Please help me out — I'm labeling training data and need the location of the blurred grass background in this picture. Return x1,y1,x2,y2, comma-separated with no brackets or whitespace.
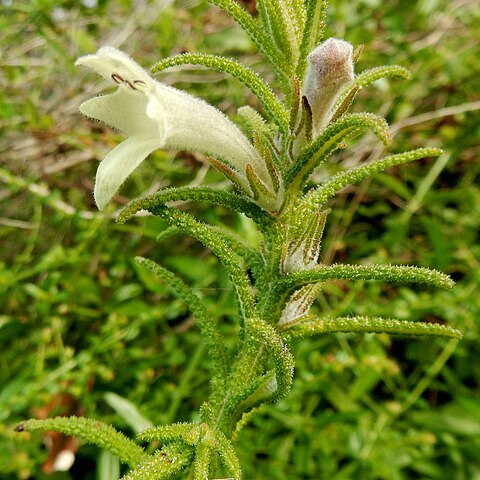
1,0,479,479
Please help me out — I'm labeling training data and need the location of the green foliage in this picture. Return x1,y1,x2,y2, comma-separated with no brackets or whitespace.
279,263,455,292
296,0,327,78
135,257,228,385
16,417,147,467
121,443,193,480
281,316,461,339
304,147,444,208
116,186,272,228
208,0,291,86
2,0,479,479
138,423,241,479
285,112,391,189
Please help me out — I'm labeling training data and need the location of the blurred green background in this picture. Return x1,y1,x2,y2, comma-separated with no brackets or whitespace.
1,0,479,478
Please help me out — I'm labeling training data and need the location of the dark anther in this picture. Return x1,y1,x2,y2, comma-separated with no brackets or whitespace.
111,73,124,84
133,80,147,87
124,79,136,90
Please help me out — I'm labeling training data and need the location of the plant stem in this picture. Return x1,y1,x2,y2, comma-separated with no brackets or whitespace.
208,212,294,435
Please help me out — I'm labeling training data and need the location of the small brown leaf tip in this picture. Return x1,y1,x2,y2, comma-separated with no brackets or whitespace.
14,423,25,432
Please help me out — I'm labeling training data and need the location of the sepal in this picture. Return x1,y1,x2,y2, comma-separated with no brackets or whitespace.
278,283,323,326
237,106,272,139
246,163,276,200
281,208,329,273
246,164,285,213
252,132,282,190
208,156,252,196
289,76,302,132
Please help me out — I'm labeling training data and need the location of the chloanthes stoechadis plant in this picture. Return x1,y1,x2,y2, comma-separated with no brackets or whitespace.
17,1,461,478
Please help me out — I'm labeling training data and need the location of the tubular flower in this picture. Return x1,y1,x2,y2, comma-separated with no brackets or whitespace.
76,46,271,210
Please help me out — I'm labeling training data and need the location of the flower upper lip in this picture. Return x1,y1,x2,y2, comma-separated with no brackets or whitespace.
76,46,271,210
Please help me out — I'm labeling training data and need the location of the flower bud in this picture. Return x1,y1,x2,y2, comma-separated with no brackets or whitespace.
303,38,354,136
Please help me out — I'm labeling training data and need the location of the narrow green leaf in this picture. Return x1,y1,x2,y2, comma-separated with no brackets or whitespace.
121,443,193,480
332,65,411,118
209,223,262,267
155,226,181,243
16,417,147,467
152,53,288,132
303,147,444,209
289,0,307,34
138,423,241,479
146,205,256,320
278,263,454,296
285,113,391,189
116,186,274,230
355,65,411,88
281,315,462,339
135,257,228,380
296,0,327,78
137,423,200,445
208,0,290,87
257,0,297,69
193,442,211,480
210,426,242,479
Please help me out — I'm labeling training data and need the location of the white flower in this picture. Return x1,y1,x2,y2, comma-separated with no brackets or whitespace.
76,46,270,210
